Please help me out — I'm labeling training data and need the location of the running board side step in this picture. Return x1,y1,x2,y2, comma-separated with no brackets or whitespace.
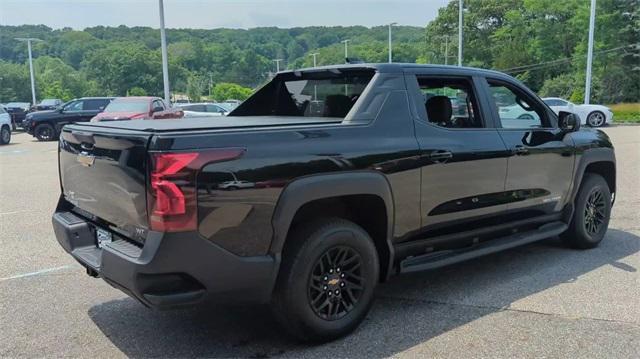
399,221,567,274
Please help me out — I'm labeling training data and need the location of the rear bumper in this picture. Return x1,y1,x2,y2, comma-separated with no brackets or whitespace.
52,211,279,309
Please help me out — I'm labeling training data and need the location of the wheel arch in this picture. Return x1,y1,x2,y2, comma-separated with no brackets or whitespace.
570,148,616,205
270,171,395,281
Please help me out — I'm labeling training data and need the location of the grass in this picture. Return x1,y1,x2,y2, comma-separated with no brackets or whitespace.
609,103,640,123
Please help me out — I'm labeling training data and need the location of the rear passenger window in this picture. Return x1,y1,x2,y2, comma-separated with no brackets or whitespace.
488,80,549,129
64,101,84,112
84,99,107,111
231,70,374,119
416,77,483,128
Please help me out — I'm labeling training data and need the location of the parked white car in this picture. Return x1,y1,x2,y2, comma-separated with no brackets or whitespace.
542,97,613,127
0,105,12,145
218,180,255,190
178,103,228,118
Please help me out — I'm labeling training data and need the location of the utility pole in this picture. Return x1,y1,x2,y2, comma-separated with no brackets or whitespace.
458,0,463,66
15,38,42,106
158,0,170,103
585,0,596,104
445,36,449,65
309,52,319,67
388,22,397,63
436,35,454,65
208,73,213,98
273,59,283,73
341,39,350,63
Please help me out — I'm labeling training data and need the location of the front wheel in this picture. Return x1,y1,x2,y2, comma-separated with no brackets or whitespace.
0,125,10,145
272,218,379,342
587,111,606,127
562,173,612,249
35,123,56,141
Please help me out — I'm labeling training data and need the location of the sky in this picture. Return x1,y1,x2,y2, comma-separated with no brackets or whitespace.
0,0,450,29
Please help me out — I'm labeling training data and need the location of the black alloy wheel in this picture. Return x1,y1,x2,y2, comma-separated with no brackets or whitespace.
561,173,611,249
308,245,364,321
584,188,606,235
272,217,379,342
35,123,55,141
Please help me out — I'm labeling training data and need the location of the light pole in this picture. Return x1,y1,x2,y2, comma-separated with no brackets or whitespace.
273,59,283,73
309,52,319,67
158,0,170,103
436,35,453,65
341,39,350,63
585,0,596,104
458,0,463,66
388,22,397,63
14,37,42,106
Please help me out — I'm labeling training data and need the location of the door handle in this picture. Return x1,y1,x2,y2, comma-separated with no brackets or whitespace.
513,145,529,155
429,150,453,163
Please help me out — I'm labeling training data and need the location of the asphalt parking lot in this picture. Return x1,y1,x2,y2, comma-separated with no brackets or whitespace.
1,127,638,358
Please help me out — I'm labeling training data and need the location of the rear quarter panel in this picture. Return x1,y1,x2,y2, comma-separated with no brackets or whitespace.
150,79,422,257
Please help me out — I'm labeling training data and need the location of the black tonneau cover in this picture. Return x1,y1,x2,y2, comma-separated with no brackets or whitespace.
80,116,342,133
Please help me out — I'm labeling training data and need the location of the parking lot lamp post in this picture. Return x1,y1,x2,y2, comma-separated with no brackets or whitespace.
458,0,463,66
158,0,170,103
15,38,41,107
309,52,319,67
388,22,397,63
584,0,596,104
273,59,283,73
341,39,350,63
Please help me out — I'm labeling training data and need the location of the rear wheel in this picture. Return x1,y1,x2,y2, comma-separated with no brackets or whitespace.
0,125,10,145
35,123,56,141
587,111,606,127
562,173,611,249
272,218,379,342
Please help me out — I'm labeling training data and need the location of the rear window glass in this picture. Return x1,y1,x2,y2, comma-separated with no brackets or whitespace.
105,100,149,113
231,69,374,118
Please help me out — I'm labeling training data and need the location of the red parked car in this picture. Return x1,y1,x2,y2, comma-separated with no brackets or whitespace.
91,97,183,122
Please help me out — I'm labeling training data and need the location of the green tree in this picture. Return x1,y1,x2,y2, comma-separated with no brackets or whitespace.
127,87,146,96
212,83,253,101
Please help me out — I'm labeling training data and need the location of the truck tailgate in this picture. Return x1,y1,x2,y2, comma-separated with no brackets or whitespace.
59,127,151,240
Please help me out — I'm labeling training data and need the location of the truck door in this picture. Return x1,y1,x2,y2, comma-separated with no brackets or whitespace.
481,78,575,215
406,74,510,230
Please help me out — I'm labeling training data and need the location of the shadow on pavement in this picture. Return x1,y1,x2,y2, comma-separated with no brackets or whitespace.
88,229,638,357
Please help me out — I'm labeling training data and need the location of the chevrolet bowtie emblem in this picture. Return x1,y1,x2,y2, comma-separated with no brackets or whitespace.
328,278,339,286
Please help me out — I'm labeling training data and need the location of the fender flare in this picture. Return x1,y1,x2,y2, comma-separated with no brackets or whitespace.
569,147,616,203
270,171,395,279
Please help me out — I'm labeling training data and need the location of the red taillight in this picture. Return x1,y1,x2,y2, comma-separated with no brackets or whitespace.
147,149,244,232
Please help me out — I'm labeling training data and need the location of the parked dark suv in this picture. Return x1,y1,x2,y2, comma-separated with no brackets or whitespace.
23,97,112,141
53,64,615,342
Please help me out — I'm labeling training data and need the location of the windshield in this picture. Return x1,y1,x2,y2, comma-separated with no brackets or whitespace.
231,69,374,118
40,99,59,106
104,100,149,113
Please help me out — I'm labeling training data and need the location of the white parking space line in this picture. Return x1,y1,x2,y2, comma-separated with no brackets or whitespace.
0,210,32,216
0,265,75,282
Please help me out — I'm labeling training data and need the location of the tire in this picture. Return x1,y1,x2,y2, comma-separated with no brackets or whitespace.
517,113,534,120
272,217,379,342
34,123,56,141
587,111,606,127
562,173,611,249
0,125,10,145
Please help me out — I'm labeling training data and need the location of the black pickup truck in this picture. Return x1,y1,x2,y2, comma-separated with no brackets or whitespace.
53,64,615,342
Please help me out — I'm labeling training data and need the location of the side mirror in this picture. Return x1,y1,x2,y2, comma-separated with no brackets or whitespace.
559,111,580,132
